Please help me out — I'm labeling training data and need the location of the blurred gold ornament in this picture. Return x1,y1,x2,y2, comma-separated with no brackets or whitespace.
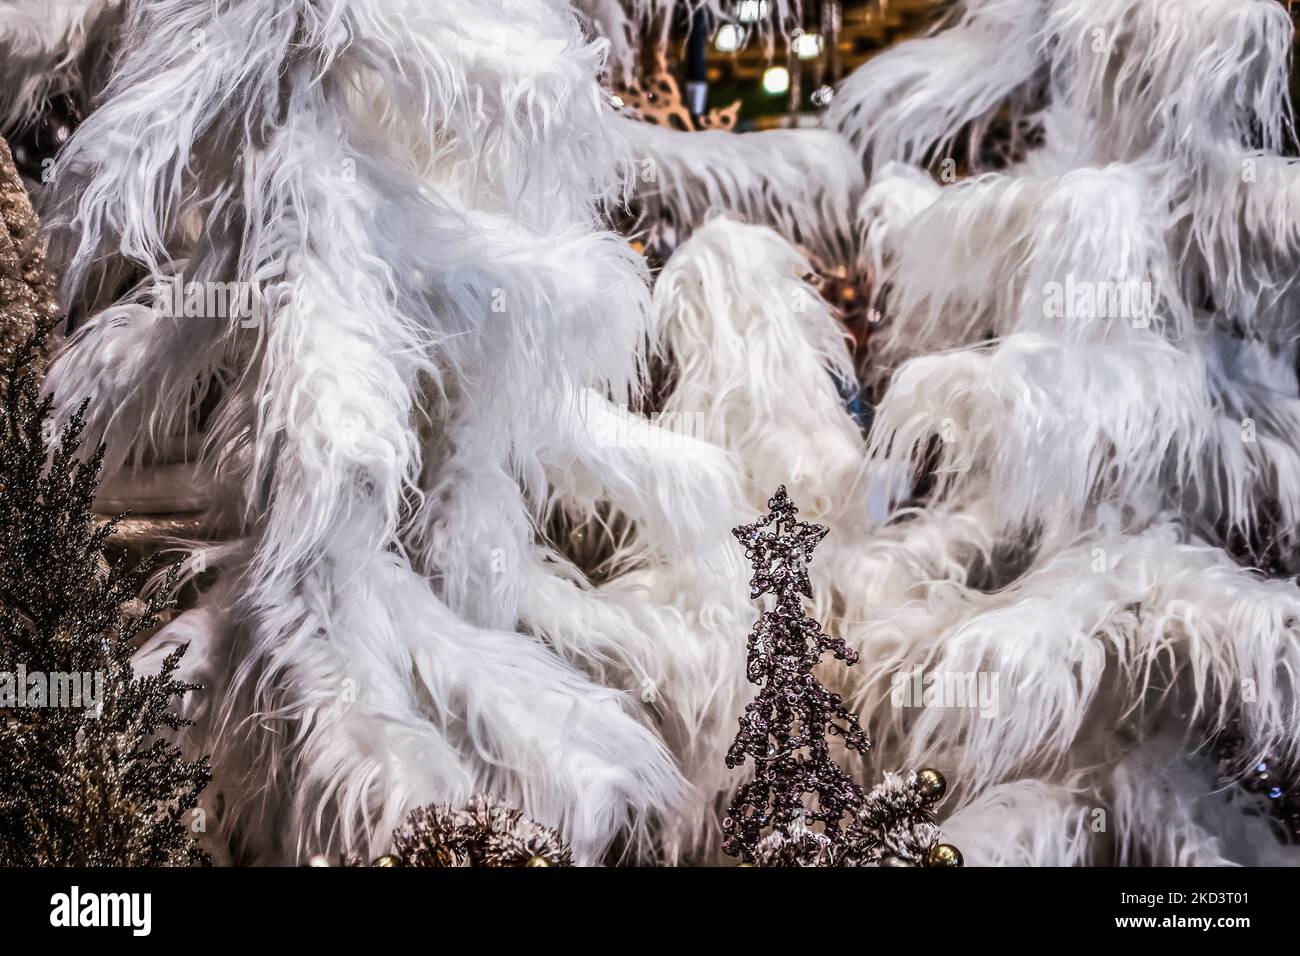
914,768,947,804
926,843,963,868
524,856,551,867
372,855,400,867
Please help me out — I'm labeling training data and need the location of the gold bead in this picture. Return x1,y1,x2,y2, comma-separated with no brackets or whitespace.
737,862,756,868
914,768,947,804
926,843,963,868
524,856,551,867
371,855,401,867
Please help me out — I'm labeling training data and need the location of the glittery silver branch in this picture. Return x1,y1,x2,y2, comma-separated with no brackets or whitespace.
0,327,210,866
0,136,56,380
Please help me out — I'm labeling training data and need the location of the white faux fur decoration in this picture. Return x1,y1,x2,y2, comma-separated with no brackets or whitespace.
0,0,120,132
827,0,1048,175
10,0,1300,869
30,0,752,865
620,115,865,263
839,0,1300,865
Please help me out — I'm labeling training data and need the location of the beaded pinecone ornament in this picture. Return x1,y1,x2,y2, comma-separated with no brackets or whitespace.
390,794,573,867
316,794,574,867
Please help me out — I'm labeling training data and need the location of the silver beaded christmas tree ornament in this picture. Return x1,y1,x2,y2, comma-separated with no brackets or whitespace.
724,486,961,867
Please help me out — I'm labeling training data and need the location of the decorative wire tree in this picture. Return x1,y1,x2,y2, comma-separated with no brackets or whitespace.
724,485,959,867
724,485,871,863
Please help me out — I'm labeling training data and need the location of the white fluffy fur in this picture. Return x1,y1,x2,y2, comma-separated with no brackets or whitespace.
0,0,118,131
23,0,1300,868
828,0,1047,173
620,115,865,262
654,218,862,512
41,0,724,864
834,0,1300,866
942,780,1094,866
860,161,1182,373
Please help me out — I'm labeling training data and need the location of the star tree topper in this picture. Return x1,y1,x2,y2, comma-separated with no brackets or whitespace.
731,485,829,602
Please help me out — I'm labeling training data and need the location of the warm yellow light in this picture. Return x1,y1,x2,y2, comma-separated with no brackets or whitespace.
714,23,743,53
761,65,790,96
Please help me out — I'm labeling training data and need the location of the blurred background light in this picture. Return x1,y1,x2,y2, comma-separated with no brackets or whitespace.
761,65,790,95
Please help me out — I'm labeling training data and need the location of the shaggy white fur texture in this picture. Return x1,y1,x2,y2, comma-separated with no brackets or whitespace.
9,0,1300,868
840,0,1300,865
620,115,865,262
28,0,726,865
0,0,120,131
